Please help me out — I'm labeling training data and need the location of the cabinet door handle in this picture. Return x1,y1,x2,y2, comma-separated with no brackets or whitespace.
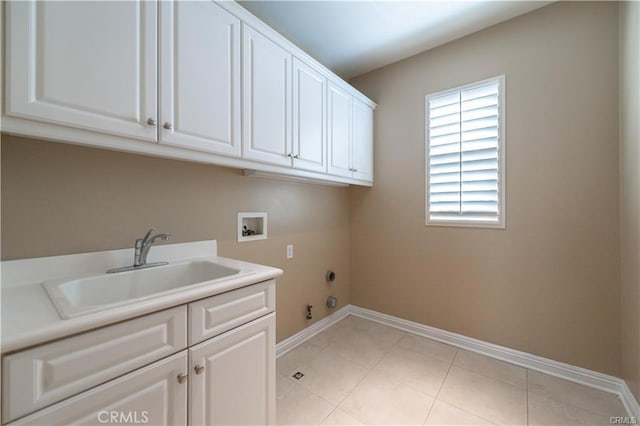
286,153,293,158
194,364,205,375
163,122,173,130
146,118,157,126
294,154,300,159
177,373,188,384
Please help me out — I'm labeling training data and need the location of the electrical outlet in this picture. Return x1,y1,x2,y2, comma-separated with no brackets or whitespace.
286,244,294,259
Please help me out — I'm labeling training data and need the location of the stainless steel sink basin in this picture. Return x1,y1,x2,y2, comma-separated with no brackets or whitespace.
43,260,245,319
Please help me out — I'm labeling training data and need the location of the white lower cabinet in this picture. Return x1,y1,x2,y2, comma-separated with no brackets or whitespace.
3,281,276,426
10,352,188,426
190,313,275,426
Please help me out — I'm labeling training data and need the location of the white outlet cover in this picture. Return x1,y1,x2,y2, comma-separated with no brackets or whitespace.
286,244,293,259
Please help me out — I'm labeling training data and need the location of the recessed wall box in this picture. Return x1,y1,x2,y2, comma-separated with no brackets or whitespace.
237,212,268,242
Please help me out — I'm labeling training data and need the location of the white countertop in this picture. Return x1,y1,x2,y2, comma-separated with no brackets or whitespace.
1,240,282,354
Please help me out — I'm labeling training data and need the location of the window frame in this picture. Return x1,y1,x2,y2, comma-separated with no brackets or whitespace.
425,75,506,229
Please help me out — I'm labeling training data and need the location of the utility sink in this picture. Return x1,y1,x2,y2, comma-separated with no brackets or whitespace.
43,260,246,319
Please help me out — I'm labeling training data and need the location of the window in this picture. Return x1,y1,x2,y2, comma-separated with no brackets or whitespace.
425,75,505,228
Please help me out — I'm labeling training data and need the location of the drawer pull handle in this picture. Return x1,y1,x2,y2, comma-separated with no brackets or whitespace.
177,373,188,384
194,364,205,375
147,118,157,126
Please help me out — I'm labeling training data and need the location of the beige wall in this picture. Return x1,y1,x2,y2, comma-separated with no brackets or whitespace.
0,134,350,342
0,1,629,380
620,0,640,401
350,2,622,375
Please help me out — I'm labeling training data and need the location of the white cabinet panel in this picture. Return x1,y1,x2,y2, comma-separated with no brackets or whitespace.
242,25,292,166
159,1,241,156
2,306,187,423
292,58,326,173
189,280,275,345
5,1,157,141
190,313,275,426
10,352,188,426
352,98,374,182
327,82,353,177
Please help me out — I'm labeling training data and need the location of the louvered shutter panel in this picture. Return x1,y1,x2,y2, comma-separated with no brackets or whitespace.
427,77,503,226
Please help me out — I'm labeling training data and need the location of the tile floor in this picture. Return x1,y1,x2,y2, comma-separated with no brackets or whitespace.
276,315,627,425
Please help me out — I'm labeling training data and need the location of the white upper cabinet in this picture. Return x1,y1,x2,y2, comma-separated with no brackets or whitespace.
327,84,374,182
352,98,374,182
159,1,241,157
5,1,158,141
292,58,327,173
3,0,375,186
242,25,292,166
327,82,353,178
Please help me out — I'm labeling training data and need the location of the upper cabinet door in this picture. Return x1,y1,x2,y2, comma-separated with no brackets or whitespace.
327,82,352,178
159,2,241,157
5,1,157,141
242,25,292,166
352,99,374,182
292,58,326,173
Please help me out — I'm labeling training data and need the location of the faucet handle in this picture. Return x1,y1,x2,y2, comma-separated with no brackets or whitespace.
141,228,155,244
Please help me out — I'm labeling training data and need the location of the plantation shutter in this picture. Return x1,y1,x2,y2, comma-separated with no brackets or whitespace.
426,77,503,226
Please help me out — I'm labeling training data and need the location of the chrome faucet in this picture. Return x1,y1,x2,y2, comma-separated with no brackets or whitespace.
107,229,171,273
134,229,171,267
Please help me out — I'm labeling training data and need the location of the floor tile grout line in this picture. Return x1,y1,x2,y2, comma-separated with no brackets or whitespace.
434,400,501,426
403,341,505,426
527,368,627,418
528,385,627,420
452,362,527,390
397,341,501,424
313,392,343,426
397,340,460,366
423,346,458,425
343,322,410,423
299,317,399,425
325,341,391,425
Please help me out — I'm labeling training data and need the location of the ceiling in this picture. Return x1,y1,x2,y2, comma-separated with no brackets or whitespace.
239,1,552,80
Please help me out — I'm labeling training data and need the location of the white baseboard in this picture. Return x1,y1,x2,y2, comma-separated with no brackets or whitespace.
620,381,640,419
276,305,350,358
276,304,640,418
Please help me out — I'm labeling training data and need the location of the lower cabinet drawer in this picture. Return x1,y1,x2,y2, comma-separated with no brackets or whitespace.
2,306,187,423
189,280,275,345
8,351,188,426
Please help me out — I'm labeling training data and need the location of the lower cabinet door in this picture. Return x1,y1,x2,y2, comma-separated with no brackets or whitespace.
9,352,188,426
189,313,275,426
